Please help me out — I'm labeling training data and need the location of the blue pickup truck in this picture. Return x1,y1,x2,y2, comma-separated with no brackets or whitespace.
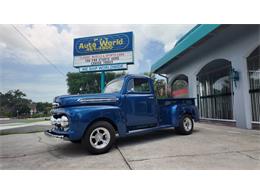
45,74,199,154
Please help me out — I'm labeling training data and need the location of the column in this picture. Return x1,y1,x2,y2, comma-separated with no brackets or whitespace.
231,57,252,129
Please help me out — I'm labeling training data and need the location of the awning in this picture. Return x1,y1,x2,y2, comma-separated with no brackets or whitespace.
151,24,221,73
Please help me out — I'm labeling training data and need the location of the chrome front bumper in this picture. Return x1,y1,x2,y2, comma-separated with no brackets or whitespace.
44,130,69,140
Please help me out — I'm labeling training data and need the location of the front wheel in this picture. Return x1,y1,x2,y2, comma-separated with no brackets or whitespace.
82,121,116,154
175,115,194,135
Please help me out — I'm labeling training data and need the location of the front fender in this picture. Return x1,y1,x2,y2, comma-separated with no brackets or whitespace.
52,105,126,140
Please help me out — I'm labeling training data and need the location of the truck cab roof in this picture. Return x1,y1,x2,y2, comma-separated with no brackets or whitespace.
119,74,150,80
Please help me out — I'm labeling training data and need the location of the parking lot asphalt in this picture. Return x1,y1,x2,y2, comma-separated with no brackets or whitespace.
0,123,259,170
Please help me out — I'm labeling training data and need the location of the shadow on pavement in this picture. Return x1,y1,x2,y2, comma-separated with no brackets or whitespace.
51,142,90,157
116,128,199,147
50,128,199,157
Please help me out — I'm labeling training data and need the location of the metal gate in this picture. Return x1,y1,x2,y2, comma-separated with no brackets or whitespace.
248,70,260,122
247,46,260,123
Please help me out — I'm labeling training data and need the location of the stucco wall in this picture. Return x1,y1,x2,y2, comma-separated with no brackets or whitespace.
161,25,260,129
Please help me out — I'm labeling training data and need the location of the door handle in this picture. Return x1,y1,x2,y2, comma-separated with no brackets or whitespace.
148,96,155,99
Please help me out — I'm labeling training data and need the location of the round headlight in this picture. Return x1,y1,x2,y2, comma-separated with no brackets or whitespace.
60,115,69,127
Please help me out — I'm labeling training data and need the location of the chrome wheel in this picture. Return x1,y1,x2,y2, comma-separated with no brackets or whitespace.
89,127,111,149
183,117,192,131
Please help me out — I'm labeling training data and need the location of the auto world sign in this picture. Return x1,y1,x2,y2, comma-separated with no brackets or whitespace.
73,32,134,68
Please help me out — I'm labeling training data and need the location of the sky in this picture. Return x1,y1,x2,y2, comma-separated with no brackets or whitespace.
0,24,195,102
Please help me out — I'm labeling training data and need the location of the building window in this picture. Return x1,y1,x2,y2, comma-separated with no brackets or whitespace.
171,75,189,98
197,59,233,120
247,46,260,122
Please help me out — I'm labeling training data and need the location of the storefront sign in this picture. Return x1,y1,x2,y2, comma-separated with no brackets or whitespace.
73,32,133,68
79,64,128,73
74,51,133,67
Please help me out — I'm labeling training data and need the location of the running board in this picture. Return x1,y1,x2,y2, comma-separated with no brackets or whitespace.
127,125,173,135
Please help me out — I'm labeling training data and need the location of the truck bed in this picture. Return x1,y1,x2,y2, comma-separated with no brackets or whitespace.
157,98,198,126
157,98,196,107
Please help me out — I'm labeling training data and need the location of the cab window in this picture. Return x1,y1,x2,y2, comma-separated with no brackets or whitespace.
127,78,151,93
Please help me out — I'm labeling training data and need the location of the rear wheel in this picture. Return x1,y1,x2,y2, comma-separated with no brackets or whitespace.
82,121,116,154
176,115,193,135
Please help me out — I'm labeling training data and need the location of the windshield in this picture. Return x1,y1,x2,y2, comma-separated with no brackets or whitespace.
104,78,124,93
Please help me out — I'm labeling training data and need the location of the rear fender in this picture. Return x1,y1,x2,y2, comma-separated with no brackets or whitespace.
171,104,199,127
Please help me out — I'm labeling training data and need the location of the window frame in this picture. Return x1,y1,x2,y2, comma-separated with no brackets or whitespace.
126,78,152,94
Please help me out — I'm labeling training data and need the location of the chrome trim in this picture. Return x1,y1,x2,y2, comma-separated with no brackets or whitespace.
52,102,59,108
200,117,236,122
77,98,119,103
128,125,172,134
50,115,69,128
183,117,192,131
89,127,111,149
44,130,69,140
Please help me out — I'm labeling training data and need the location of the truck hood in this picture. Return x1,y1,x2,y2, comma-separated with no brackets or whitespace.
53,93,120,108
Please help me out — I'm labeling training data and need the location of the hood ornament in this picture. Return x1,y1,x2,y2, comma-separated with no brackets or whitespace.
52,102,60,108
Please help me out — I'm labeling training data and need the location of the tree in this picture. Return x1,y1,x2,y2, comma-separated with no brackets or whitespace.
144,72,167,98
0,90,31,117
144,72,156,80
154,79,167,98
0,90,54,118
36,102,52,115
67,72,125,94
66,71,167,97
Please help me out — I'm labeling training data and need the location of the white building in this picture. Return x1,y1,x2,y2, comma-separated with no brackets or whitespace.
151,25,260,129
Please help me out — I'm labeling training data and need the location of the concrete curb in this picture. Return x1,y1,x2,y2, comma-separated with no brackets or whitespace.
0,125,51,135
